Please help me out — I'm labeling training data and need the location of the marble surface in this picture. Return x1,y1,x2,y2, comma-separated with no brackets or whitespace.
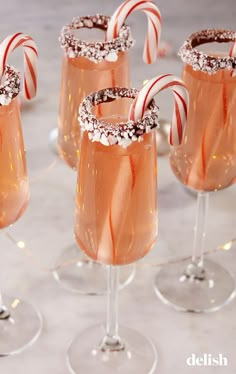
1,0,236,373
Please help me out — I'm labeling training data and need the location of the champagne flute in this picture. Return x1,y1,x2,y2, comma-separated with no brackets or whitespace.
67,87,159,373
154,29,236,312
0,65,42,355
53,14,135,294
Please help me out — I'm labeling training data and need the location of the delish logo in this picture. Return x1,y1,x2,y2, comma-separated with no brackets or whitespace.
186,353,228,367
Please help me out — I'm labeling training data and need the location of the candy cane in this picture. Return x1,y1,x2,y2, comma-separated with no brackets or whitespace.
106,0,162,64
129,74,189,145
0,32,38,99
229,40,236,77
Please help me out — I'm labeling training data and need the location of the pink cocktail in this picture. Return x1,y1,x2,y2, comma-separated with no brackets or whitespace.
0,94,29,228
0,31,42,356
155,29,236,313
68,87,159,373
75,124,157,266
171,61,236,192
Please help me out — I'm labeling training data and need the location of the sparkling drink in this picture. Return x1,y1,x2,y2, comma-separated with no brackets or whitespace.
75,130,157,265
58,15,133,169
0,97,29,228
170,65,236,192
55,15,134,295
0,33,42,357
75,88,158,266
171,29,236,193
153,30,236,314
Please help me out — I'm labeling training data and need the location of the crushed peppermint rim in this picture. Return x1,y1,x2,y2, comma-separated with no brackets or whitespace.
59,14,134,63
0,65,20,106
179,29,236,74
79,87,159,148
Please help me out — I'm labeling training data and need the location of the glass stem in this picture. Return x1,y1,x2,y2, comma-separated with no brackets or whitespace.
191,191,209,267
106,265,119,340
100,265,124,352
0,291,10,319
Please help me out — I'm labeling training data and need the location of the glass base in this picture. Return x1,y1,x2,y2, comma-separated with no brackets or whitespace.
154,258,236,312
0,295,42,356
67,324,158,374
53,245,136,295
48,128,59,155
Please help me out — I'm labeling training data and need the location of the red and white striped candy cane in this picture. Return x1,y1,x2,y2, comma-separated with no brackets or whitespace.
229,40,236,77
0,32,38,99
106,0,161,64
129,74,189,145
